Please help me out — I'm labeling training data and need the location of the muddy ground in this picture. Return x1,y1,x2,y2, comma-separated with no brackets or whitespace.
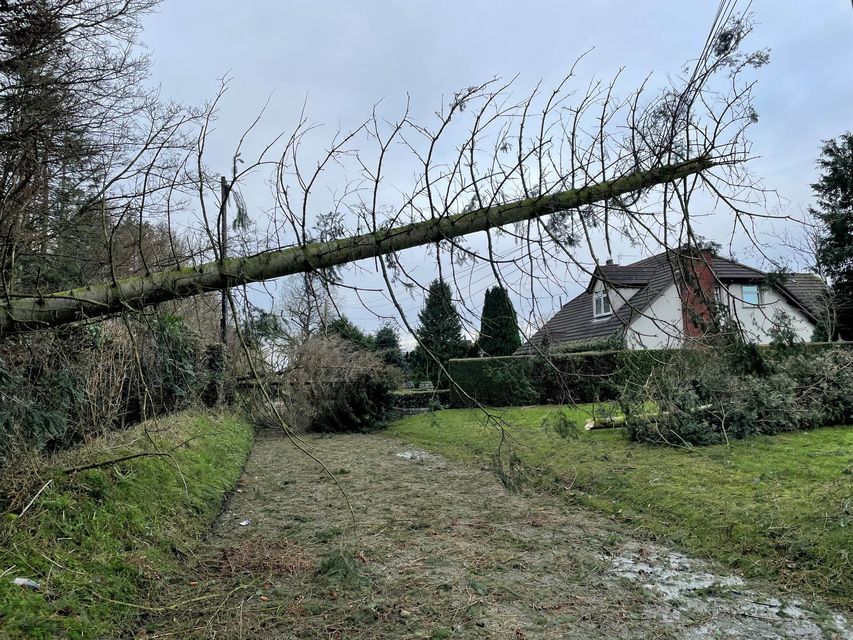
137,431,852,639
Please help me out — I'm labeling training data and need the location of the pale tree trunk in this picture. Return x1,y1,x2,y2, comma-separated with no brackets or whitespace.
0,157,711,334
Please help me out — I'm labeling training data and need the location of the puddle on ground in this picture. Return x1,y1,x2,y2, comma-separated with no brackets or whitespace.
395,449,444,464
609,542,852,640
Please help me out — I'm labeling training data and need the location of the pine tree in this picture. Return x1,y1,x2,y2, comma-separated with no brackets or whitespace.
413,279,467,387
811,132,853,340
326,314,374,350
1,2,91,293
374,325,404,368
478,286,522,356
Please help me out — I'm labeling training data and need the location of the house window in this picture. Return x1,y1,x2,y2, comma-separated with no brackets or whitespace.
594,290,611,317
742,284,760,306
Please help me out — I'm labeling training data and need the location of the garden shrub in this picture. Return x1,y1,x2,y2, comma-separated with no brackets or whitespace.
0,312,209,466
0,360,82,461
479,357,538,406
623,344,853,446
549,335,625,354
390,389,450,410
146,313,199,412
248,336,401,433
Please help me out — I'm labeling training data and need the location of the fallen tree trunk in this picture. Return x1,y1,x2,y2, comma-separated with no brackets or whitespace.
0,157,711,333
585,404,714,430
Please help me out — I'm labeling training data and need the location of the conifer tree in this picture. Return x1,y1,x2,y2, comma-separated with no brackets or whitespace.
326,315,374,350
413,279,467,387
811,132,853,340
374,325,405,368
478,286,522,356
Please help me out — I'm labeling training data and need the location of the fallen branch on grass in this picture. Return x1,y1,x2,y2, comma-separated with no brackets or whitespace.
585,405,713,430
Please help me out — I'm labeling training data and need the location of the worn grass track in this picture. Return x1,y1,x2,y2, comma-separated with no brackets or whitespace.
138,429,851,639
390,406,853,607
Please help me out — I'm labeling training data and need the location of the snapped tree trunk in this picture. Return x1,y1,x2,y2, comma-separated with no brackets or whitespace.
0,157,712,333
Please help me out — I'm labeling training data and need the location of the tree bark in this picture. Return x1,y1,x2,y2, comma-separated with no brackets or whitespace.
0,157,712,333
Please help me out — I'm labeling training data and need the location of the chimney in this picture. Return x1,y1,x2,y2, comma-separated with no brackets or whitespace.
680,249,716,339
605,258,614,266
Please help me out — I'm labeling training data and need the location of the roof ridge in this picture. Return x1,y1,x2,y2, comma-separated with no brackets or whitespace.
711,254,765,275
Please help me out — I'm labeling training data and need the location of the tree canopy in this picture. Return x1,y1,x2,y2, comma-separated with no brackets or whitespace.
326,315,375,350
478,286,522,356
811,132,853,340
413,279,467,388
374,325,405,369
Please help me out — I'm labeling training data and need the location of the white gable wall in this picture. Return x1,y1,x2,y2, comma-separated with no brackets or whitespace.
592,278,639,313
589,277,816,350
609,287,640,313
625,282,684,350
717,284,815,343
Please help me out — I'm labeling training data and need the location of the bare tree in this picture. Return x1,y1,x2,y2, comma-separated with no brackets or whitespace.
0,5,770,343
0,1,786,442
0,0,199,297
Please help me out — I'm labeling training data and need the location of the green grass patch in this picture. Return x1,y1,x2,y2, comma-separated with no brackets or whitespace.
317,549,368,586
389,406,853,606
0,411,254,639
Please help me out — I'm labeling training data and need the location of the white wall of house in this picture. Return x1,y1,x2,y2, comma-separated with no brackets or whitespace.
588,278,815,350
717,283,815,343
592,278,640,312
607,286,640,312
625,282,685,349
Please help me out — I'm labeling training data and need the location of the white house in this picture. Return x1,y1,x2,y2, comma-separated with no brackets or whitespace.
516,249,827,353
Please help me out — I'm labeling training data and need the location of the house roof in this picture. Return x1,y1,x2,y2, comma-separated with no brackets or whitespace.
779,273,830,318
515,250,827,355
517,253,677,354
586,264,658,290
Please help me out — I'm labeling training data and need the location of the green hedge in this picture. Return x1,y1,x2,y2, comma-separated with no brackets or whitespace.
448,349,679,407
448,342,850,408
391,389,450,409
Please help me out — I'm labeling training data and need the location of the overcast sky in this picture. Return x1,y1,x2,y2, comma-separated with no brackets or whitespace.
141,1,853,345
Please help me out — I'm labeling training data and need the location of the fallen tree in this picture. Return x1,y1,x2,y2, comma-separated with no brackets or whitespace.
0,157,710,334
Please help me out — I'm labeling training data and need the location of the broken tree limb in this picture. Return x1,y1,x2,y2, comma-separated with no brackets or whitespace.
584,404,714,430
0,157,712,333
585,416,628,430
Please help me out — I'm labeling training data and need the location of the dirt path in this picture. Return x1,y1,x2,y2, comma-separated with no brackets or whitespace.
138,431,852,639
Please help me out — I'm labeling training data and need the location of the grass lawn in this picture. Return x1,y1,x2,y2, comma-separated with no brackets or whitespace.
389,405,853,608
0,411,254,639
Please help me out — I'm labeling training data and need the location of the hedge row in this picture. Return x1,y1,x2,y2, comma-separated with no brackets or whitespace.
447,342,851,408
391,389,450,409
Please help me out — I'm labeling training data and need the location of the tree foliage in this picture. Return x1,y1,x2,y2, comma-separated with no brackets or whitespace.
413,279,467,388
374,325,404,368
0,0,182,296
326,314,375,350
246,336,400,433
477,286,522,356
622,345,853,446
811,132,853,340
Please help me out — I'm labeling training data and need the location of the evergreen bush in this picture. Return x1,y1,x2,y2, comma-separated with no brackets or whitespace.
447,348,687,407
412,279,468,388
624,345,853,446
477,287,522,356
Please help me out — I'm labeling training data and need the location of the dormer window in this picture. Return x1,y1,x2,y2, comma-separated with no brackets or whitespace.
594,290,611,317
742,284,761,306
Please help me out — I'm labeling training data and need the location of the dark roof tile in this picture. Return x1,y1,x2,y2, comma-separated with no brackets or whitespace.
780,273,829,318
